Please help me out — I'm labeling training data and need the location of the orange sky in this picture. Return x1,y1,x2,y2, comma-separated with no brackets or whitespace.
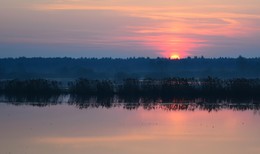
0,0,260,58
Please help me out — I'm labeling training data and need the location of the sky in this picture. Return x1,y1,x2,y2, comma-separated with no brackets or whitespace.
0,0,260,58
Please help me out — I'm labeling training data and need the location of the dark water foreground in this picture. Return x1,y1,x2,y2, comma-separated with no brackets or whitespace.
0,95,260,154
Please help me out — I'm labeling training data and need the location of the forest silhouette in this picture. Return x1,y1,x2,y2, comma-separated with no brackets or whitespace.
1,57,260,100
1,56,260,79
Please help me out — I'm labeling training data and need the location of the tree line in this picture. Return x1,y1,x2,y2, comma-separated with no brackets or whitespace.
1,56,260,79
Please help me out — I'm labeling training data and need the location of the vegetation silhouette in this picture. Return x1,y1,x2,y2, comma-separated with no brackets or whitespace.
0,79,62,95
69,79,114,96
1,77,260,99
117,77,260,99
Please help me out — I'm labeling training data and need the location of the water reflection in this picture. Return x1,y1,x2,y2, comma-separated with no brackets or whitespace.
1,95,260,112
0,95,260,154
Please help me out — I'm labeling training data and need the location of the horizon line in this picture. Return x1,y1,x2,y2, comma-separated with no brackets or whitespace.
0,55,259,60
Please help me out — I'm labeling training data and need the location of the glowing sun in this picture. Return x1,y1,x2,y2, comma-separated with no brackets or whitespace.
170,54,180,60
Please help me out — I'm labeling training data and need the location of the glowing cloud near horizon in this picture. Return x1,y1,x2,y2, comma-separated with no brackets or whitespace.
170,54,180,60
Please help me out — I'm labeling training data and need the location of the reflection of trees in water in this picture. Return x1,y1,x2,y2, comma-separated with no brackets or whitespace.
68,95,118,109
1,95,259,112
0,95,65,107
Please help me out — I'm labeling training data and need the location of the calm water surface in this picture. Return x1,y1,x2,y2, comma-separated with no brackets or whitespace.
0,97,260,154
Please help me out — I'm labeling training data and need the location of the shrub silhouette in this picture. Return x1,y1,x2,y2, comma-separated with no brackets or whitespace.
1,77,260,98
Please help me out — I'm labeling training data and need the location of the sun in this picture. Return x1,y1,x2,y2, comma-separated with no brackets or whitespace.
170,54,180,60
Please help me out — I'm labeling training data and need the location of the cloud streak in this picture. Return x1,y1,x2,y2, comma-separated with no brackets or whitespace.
30,2,260,57
1,0,260,58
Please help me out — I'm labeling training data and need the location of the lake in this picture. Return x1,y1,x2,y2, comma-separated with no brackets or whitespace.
0,95,260,154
